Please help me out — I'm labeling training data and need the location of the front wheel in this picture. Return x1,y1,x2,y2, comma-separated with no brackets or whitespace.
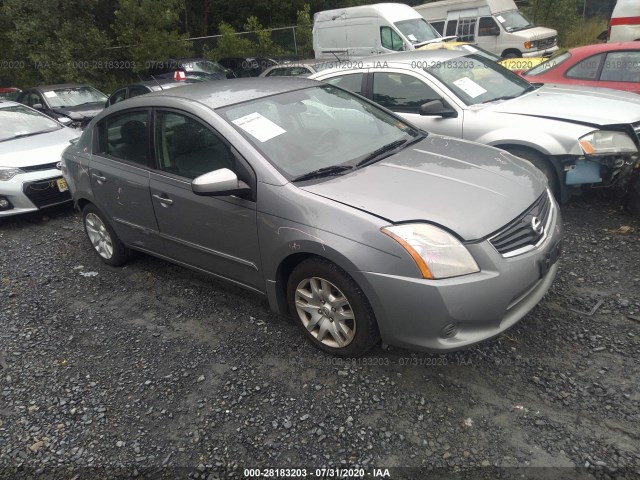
82,204,131,266
287,258,380,357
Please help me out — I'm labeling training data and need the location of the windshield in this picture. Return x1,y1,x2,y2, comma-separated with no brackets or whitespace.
184,60,226,74
426,54,533,105
220,85,421,179
0,105,61,141
395,18,441,44
44,86,107,108
495,11,533,32
524,52,570,76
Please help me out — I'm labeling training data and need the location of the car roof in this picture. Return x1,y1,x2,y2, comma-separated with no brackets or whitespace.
568,42,640,55
125,79,198,90
143,77,321,108
0,100,20,108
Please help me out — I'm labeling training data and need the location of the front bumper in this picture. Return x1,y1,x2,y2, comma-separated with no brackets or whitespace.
358,200,563,352
523,45,558,58
0,170,71,217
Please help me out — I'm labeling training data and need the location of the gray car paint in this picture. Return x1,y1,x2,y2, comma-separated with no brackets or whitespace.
62,78,561,353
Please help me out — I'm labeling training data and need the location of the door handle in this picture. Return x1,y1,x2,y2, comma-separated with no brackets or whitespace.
92,173,107,183
153,193,173,205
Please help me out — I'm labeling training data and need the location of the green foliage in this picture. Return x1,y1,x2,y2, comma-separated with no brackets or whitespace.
522,0,582,46
296,4,313,58
244,16,284,56
207,22,255,59
113,0,193,73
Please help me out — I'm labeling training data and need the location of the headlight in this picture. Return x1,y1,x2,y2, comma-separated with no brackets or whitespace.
579,131,638,155
0,167,23,181
381,223,480,279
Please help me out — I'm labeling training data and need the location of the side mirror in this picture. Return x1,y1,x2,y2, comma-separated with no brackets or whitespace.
191,168,251,197
57,117,73,126
32,103,44,110
420,100,458,118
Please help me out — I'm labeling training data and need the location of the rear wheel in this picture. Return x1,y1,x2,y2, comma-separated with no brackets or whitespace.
504,147,560,198
287,258,379,357
502,50,521,59
82,204,131,266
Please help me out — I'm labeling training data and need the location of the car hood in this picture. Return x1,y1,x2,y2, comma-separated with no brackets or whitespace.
299,136,547,240
53,102,104,120
0,128,80,168
488,84,640,126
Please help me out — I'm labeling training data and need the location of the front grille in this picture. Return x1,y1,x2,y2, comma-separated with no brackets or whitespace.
489,191,553,257
21,162,60,172
22,177,71,208
538,36,557,49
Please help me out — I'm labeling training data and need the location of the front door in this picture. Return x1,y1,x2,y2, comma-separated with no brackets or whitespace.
149,109,263,291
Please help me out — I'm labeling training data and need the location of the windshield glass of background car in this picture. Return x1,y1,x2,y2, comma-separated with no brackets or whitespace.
220,85,420,178
524,52,571,76
189,61,226,74
0,105,61,141
44,86,108,107
495,11,533,32
426,54,531,105
395,18,441,44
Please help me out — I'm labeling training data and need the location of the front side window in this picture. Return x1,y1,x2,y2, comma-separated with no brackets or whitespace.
372,73,442,113
155,111,234,179
109,89,127,106
566,53,605,80
478,17,500,36
97,110,149,166
380,26,404,51
220,85,421,179
324,73,365,95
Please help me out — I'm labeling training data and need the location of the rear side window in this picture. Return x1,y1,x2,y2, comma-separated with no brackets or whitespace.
380,26,404,51
446,20,458,37
566,53,605,80
108,89,127,106
457,17,476,42
600,51,640,82
97,110,150,166
324,73,365,95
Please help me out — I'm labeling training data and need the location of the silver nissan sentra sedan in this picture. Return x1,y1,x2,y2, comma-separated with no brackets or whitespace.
61,78,562,357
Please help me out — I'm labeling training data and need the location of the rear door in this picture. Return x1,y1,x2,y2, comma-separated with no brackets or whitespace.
149,109,263,291
89,109,165,253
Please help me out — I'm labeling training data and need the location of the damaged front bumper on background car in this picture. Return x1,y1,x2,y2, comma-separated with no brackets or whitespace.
561,126,640,199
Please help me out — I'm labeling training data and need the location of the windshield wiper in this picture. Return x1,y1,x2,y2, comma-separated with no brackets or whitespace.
482,85,536,104
292,165,353,182
356,136,422,168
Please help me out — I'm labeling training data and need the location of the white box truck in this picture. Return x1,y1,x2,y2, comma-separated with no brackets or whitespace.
414,0,558,58
609,0,640,42
313,3,448,60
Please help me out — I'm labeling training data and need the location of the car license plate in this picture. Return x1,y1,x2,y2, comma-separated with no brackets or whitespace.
539,240,562,278
56,178,68,192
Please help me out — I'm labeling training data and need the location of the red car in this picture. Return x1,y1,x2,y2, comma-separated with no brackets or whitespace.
520,42,640,94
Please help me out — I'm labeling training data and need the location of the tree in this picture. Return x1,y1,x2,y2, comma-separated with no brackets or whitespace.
295,4,313,57
113,0,193,73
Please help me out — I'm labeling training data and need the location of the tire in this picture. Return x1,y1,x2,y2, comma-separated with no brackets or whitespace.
82,204,131,266
287,258,380,357
502,50,521,59
504,147,560,198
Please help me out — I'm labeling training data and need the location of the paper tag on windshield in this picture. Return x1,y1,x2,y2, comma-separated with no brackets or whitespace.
232,112,286,143
43,91,57,98
453,77,487,98
407,34,417,42
496,15,506,23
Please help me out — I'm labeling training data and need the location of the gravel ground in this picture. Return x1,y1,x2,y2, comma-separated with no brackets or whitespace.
0,197,639,480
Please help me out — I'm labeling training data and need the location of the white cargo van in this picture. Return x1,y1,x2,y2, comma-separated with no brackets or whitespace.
415,0,558,58
609,0,640,42
313,3,446,60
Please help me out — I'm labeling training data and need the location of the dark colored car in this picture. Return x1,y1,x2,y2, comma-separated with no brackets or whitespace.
16,84,107,129
0,88,22,101
106,77,202,108
147,58,233,81
218,57,278,77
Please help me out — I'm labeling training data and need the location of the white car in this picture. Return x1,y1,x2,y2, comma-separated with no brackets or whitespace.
0,101,80,216
311,49,640,202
